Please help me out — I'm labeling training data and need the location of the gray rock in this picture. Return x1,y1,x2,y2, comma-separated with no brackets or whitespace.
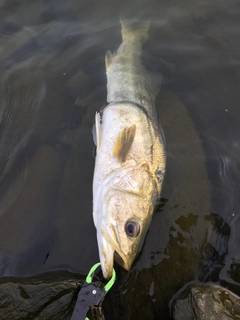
172,284,240,320
0,271,84,320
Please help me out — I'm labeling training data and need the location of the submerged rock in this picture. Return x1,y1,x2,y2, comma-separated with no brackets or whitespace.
172,283,240,320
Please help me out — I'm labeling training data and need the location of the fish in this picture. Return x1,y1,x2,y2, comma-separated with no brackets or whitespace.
92,19,166,279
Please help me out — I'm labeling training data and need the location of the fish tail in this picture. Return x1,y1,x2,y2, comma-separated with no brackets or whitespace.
120,18,151,45
105,19,151,69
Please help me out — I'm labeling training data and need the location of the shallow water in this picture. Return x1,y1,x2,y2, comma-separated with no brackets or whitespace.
0,0,240,318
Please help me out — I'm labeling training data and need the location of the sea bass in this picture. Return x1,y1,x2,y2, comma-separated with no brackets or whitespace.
92,19,166,279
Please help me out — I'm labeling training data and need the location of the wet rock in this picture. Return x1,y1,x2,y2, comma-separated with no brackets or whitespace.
0,271,84,320
172,284,240,320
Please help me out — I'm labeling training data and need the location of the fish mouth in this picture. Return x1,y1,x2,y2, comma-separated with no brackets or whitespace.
98,226,133,279
97,233,114,279
114,250,132,270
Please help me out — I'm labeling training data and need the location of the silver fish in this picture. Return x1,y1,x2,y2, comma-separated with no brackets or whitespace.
92,19,166,279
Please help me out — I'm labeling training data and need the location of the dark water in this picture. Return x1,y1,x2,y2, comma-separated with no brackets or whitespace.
0,0,240,318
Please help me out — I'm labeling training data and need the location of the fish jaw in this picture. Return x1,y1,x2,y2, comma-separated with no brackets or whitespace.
97,230,115,279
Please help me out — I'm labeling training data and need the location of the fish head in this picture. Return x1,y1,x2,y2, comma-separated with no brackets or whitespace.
94,161,158,279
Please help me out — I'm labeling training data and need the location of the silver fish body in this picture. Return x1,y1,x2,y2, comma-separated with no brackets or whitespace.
92,20,166,279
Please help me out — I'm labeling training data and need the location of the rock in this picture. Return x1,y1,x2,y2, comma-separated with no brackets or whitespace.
0,270,109,320
0,271,83,320
172,283,240,320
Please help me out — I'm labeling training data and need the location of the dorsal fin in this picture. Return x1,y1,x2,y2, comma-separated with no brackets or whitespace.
113,125,136,162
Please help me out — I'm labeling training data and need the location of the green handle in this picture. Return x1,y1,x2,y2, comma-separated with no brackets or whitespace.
84,262,116,320
86,262,116,291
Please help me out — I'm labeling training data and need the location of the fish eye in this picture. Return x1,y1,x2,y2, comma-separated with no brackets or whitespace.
125,220,140,238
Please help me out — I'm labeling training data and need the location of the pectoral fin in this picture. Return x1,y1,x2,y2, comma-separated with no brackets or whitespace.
113,125,136,162
95,112,102,149
105,50,115,69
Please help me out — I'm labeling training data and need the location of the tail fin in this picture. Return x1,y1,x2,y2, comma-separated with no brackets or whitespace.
120,19,151,44
105,19,151,70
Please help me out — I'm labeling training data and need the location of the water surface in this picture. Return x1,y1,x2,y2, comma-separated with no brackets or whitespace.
0,0,240,318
